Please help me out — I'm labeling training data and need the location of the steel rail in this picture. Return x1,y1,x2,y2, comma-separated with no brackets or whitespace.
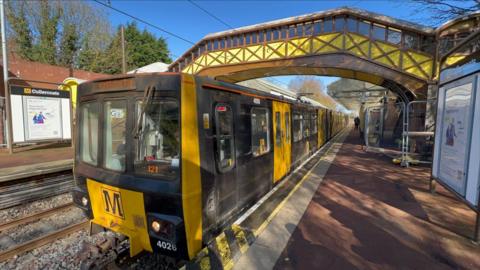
0,220,89,262
0,203,75,232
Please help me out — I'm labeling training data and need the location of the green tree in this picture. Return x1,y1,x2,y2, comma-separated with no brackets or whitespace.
58,23,79,66
34,0,61,64
5,1,33,60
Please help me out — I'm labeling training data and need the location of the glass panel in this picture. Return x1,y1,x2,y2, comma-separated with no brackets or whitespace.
220,39,225,49
275,112,281,146
297,24,304,36
246,34,251,45
215,104,235,172
252,33,257,44
208,40,213,50
135,100,179,179
104,100,127,171
347,18,357,32
273,29,279,40
266,29,272,42
305,23,313,35
259,31,264,43
359,21,370,36
324,18,333,32
387,28,402,44
335,16,345,32
281,27,287,39
238,35,244,46
289,25,296,37
293,113,303,142
233,36,238,47
372,24,386,40
80,102,99,166
226,38,232,48
311,113,318,133
404,33,419,50
285,112,290,141
251,107,270,157
303,112,310,137
314,21,321,35
214,40,219,50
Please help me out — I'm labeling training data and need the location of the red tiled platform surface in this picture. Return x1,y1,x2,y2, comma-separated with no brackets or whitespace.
275,130,479,270
0,146,72,169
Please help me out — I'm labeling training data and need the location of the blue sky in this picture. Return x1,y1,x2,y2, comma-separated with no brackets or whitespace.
93,0,467,88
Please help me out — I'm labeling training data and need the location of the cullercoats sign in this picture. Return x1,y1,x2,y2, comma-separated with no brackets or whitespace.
10,86,72,143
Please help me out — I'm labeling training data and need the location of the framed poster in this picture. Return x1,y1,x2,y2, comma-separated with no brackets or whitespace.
24,96,63,140
437,82,474,195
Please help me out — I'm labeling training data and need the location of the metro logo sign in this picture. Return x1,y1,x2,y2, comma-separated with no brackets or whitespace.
101,188,125,219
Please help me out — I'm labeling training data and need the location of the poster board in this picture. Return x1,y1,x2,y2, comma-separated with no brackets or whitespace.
10,86,71,143
432,73,480,208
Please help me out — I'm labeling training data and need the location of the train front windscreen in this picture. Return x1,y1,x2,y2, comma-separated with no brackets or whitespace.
78,98,180,179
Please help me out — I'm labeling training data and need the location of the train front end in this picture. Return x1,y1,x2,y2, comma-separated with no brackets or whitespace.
72,74,201,259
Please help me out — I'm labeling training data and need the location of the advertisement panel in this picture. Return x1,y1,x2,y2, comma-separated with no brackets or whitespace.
438,82,474,195
10,86,71,143
24,96,63,140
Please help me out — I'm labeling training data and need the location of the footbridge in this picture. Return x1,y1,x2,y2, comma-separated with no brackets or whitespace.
169,7,480,102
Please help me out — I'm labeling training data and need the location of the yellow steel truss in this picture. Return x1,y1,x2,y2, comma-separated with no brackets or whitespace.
182,31,434,81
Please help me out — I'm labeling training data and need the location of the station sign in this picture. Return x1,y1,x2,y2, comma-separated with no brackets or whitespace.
432,68,480,209
10,86,72,143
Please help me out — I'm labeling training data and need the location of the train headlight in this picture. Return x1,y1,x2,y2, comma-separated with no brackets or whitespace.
81,196,89,206
152,221,161,233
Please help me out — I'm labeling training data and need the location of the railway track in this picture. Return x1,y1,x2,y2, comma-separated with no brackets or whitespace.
0,170,74,210
0,203,88,262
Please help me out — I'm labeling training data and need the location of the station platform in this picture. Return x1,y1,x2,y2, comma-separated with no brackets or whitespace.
0,146,73,182
232,128,480,270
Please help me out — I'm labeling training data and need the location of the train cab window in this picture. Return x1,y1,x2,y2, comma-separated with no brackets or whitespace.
293,113,303,142
80,102,99,166
215,104,235,172
275,112,282,146
311,113,318,134
103,100,127,172
251,107,270,157
134,100,179,179
285,112,290,141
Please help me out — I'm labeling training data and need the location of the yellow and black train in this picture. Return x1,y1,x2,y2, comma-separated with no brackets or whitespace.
73,73,347,260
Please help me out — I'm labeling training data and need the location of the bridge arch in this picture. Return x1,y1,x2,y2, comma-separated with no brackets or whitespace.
169,8,437,100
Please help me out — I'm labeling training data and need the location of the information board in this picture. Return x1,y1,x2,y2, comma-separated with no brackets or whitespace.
10,86,71,143
437,83,473,195
433,73,480,208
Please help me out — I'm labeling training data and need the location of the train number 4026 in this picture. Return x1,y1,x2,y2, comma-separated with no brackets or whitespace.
157,240,177,251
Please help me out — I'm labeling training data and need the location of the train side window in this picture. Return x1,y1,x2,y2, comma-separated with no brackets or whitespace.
80,102,99,166
293,112,303,142
215,104,235,172
285,112,290,141
103,100,127,172
251,107,270,157
275,112,282,146
311,112,318,134
303,112,310,138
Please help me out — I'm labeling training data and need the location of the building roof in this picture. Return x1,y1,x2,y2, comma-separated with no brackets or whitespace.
0,54,109,96
127,62,169,74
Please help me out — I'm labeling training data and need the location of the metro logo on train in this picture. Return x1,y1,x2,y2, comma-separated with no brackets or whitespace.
101,188,125,219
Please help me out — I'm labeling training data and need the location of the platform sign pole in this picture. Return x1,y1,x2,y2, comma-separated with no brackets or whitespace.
0,0,12,154
475,189,480,242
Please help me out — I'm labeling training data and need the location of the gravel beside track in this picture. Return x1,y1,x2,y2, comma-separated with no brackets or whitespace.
0,193,73,224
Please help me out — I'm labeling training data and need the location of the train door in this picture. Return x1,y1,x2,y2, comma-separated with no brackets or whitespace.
213,99,238,221
273,101,291,183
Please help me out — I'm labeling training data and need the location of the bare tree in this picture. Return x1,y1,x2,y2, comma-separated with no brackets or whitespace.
412,0,480,26
288,76,339,109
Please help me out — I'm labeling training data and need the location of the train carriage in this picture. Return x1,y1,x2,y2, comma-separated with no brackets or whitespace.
73,73,346,260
